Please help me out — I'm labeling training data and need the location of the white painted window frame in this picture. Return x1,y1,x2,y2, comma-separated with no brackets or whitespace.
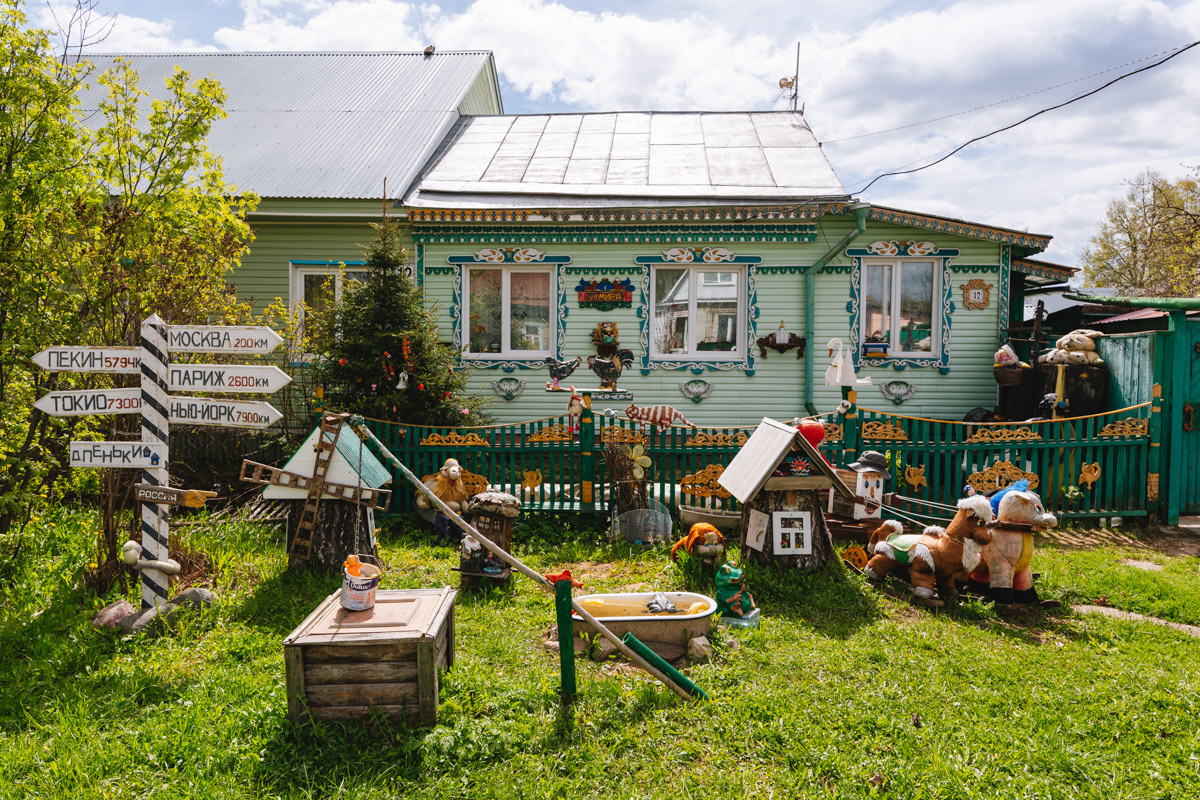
462,265,557,360
649,265,747,362
859,257,942,358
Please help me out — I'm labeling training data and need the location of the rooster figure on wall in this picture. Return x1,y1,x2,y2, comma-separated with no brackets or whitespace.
588,350,634,390
544,355,582,389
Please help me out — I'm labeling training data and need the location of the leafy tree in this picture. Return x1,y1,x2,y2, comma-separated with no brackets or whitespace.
0,0,257,564
1081,170,1200,296
314,213,489,426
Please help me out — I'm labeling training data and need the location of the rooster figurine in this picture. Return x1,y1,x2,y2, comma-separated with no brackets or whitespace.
587,349,634,390
544,355,582,389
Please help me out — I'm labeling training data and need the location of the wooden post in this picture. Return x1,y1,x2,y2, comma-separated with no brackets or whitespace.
1148,383,1163,517
138,314,171,610
1167,310,1187,525
579,392,596,514
555,579,577,705
842,388,860,460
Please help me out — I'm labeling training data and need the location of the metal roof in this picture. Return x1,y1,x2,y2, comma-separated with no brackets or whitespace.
76,52,498,199
404,111,849,208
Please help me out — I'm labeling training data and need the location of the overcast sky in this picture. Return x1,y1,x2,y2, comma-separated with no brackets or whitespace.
42,0,1200,270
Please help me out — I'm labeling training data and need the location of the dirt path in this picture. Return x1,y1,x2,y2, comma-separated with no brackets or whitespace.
1074,604,1200,638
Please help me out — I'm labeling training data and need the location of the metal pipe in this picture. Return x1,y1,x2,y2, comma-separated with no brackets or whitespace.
805,203,870,415
390,459,697,701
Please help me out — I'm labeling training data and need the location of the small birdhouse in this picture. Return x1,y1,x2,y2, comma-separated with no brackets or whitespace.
718,418,855,570
459,491,520,588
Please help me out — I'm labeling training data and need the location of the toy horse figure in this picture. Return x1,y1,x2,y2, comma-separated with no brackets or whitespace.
969,487,1057,609
865,495,994,606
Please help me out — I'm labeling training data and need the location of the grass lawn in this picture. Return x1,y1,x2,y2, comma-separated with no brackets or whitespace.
1,506,1199,799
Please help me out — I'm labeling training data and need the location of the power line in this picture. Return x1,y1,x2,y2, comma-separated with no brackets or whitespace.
825,43,1191,145
851,40,1200,196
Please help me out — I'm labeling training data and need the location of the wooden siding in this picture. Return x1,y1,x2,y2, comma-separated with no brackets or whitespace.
456,65,503,115
421,218,1009,426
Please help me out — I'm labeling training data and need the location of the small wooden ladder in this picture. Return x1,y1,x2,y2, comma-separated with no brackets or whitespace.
289,413,348,560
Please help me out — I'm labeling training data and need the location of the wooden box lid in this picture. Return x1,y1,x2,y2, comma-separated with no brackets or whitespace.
285,587,456,647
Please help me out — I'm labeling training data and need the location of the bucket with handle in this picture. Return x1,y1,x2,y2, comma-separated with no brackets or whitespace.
341,555,382,611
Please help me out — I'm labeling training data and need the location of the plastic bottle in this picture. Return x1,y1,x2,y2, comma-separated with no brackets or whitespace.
343,554,361,576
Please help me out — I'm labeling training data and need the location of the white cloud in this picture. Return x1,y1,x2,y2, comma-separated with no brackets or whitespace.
37,3,217,52
61,0,1200,269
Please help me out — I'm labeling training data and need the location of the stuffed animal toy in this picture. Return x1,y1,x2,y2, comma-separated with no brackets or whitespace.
865,495,994,605
715,563,755,617
1056,331,1098,351
416,457,469,512
669,522,726,563
968,485,1057,608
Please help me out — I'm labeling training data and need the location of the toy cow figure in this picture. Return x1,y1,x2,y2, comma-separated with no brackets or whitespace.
865,494,994,606
969,485,1057,609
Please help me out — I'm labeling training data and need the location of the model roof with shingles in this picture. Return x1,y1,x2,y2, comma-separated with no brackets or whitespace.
76,52,500,200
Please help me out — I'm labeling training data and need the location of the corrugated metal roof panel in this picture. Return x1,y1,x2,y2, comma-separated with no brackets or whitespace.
406,110,847,207
77,52,495,199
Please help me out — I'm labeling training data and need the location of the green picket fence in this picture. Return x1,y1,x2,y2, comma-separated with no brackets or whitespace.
355,398,1154,522
857,402,1155,521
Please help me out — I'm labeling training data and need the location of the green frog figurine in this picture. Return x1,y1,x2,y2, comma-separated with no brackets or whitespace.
716,562,756,618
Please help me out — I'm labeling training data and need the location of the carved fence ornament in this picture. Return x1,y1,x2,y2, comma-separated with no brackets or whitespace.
965,426,1043,443
1098,418,1149,437
862,421,909,441
966,460,1040,494
1079,463,1101,489
684,431,750,448
680,463,733,499
529,424,573,443
419,431,491,447
823,423,843,442
602,426,646,445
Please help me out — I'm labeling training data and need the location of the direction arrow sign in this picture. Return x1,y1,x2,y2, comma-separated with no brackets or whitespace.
134,484,218,508
168,363,291,394
34,388,141,416
33,346,141,374
168,396,282,428
167,325,283,355
70,441,165,468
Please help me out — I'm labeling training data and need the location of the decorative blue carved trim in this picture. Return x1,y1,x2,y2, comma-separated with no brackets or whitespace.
998,245,1012,346
949,264,999,274
425,266,457,275
755,265,809,274
412,224,818,245
562,266,638,275
823,265,854,274
447,248,572,266
637,262,758,376
848,251,954,374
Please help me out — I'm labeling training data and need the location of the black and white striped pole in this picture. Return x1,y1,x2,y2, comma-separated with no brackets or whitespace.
139,314,172,610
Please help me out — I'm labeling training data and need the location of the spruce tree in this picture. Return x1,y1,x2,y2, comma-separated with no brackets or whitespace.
315,215,489,425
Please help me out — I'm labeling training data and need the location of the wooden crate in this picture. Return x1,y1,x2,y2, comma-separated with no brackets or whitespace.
284,587,456,726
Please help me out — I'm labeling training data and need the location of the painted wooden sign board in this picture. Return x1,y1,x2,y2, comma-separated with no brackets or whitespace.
717,417,853,504
134,484,217,508
167,396,282,428
33,347,141,374
34,388,141,416
70,441,165,468
167,364,291,393
167,325,283,354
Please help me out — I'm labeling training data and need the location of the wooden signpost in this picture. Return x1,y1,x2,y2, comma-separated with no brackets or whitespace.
33,314,291,610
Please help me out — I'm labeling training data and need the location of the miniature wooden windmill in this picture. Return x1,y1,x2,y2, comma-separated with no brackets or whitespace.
241,413,392,568
718,417,855,570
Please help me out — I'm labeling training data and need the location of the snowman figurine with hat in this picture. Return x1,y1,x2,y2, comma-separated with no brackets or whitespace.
846,450,889,520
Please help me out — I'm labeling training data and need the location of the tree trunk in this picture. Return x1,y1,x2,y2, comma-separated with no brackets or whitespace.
286,500,376,572
739,488,835,570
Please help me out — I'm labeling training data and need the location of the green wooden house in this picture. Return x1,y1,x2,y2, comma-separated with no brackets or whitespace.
91,52,1072,426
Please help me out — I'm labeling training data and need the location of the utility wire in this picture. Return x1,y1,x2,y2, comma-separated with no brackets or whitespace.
852,39,1200,195
824,43,1190,144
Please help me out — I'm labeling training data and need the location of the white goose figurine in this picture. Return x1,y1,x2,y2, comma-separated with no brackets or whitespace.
827,338,873,387
824,339,845,386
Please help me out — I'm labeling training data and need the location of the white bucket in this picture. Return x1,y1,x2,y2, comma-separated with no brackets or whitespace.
340,563,382,611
